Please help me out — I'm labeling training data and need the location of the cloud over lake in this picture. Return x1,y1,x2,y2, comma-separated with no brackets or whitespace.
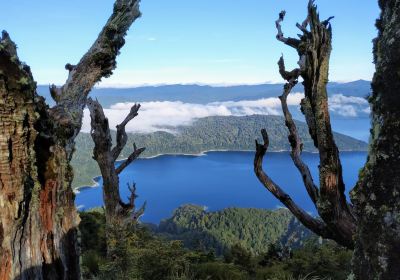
328,94,370,117
81,93,369,133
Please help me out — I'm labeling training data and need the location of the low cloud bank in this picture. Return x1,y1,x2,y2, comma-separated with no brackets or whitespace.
81,93,369,133
329,94,370,117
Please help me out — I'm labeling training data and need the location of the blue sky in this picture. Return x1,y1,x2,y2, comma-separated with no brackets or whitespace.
2,0,379,87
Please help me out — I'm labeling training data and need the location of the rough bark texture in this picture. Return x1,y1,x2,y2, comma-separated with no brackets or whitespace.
350,0,400,278
87,98,145,257
255,0,400,278
0,1,141,279
297,2,356,249
0,31,80,280
255,0,356,249
254,73,335,241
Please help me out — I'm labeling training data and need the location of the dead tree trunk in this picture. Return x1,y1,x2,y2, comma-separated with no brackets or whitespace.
87,98,145,258
0,1,141,279
255,0,355,249
254,0,400,278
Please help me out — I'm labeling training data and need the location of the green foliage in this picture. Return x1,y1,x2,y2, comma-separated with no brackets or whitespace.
79,209,107,255
157,205,312,255
225,243,256,274
80,209,200,279
192,262,248,280
283,240,352,280
251,238,351,280
72,115,367,187
79,207,352,280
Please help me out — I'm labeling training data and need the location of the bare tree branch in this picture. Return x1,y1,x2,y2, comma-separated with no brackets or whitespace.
87,98,113,159
87,97,147,259
275,10,301,49
127,182,138,208
278,56,301,82
296,10,310,35
257,1,356,249
277,56,319,204
300,12,309,29
254,129,333,240
49,0,141,140
116,143,146,174
0,1,141,276
87,97,145,227
299,3,356,242
111,104,141,161
119,182,146,223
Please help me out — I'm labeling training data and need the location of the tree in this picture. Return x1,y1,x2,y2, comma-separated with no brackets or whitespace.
254,0,400,279
0,1,141,279
86,97,145,258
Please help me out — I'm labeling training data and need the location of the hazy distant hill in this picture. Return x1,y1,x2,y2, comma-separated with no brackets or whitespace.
72,114,367,187
37,80,371,107
156,204,312,255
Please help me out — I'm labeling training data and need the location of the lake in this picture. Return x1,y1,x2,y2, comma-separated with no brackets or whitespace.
75,151,367,223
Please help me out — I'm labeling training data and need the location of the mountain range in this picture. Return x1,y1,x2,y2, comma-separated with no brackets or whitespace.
37,80,371,107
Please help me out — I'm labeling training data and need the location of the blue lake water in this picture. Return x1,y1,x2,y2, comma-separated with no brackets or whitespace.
75,151,367,224
331,117,371,142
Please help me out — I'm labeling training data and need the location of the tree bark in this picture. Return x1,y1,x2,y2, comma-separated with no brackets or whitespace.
255,0,400,278
0,1,141,279
298,2,356,248
0,31,80,280
350,0,400,278
255,0,356,249
87,98,145,258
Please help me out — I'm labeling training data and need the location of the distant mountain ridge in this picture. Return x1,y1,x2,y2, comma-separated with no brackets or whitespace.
71,114,367,188
37,80,371,107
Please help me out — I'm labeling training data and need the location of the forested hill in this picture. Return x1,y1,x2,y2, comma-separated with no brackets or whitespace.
80,206,351,279
72,114,367,187
156,205,312,255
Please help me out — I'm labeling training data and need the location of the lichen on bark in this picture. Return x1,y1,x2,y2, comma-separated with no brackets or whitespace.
86,98,145,259
0,1,141,279
255,0,356,249
350,0,400,278
255,1,400,278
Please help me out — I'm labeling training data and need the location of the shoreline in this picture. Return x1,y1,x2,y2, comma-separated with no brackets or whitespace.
74,149,367,193
73,176,101,194
131,149,256,160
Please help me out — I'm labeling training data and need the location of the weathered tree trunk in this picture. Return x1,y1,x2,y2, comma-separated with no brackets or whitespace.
87,98,145,258
350,0,400,278
255,0,400,278
255,1,356,249
0,1,141,279
0,31,80,280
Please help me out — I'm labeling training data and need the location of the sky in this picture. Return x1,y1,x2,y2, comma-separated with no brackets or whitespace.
2,0,380,87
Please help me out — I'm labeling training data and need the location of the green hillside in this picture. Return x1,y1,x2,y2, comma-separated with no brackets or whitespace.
157,205,312,256
72,114,367,188
80,206,351,279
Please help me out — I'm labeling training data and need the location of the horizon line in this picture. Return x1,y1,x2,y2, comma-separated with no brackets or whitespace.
37,79,371,89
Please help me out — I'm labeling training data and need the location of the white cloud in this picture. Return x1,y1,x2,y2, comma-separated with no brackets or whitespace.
80,93,370,133
329,104,358,117
329,94,368,105
362,107,371,114
81,93,304,133
328,94,369,117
